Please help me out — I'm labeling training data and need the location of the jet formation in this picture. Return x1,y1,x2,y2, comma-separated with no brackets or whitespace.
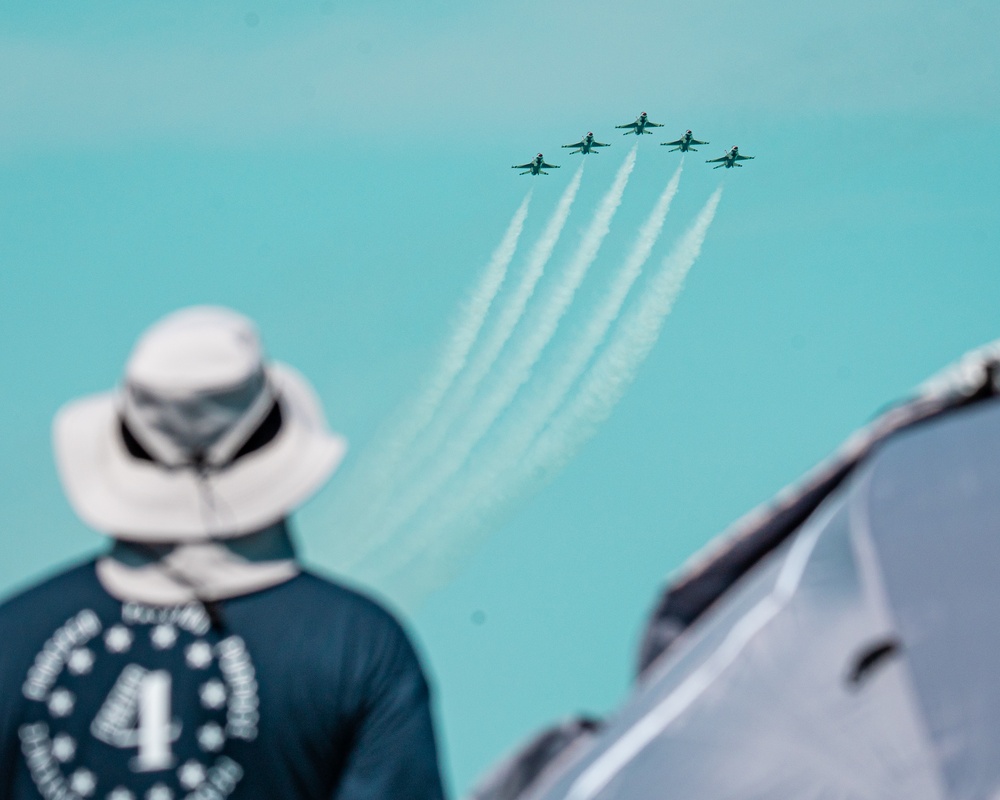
514,111,753,175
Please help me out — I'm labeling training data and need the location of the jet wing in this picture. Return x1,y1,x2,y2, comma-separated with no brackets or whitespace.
591,140,610,147
645,120,664,127
661,138,685,147
690,138,709,145
705,155,728,163
540,161,560,170
615,122,639,129
561,140,585,149
512,162,536,169
734,154,754,161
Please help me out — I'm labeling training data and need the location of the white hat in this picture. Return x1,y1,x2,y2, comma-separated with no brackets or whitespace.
53,306,347,542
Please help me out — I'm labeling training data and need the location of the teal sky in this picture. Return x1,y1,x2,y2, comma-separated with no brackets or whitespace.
2,1,999,794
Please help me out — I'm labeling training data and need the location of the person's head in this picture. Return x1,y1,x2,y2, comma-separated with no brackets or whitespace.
54,306,346,542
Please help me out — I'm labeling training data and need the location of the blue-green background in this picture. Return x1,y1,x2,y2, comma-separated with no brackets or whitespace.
2,1,998,794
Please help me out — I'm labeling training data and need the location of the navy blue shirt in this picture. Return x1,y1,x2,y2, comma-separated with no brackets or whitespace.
0,561,445,800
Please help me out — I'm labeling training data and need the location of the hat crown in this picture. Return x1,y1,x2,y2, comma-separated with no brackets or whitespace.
120,307,275,469
126,307,263,394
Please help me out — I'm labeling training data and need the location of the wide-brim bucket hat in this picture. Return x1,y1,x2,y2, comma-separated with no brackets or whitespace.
53,306,347,541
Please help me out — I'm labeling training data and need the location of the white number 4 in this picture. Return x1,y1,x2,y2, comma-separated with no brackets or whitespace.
91,665,180,771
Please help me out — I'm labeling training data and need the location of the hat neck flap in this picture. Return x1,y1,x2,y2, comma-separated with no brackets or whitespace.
96,520,300,605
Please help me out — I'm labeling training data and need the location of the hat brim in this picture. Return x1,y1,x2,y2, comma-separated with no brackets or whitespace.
54,363,347,541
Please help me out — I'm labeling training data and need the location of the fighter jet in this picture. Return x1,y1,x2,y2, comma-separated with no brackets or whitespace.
615,112,664,136
706,146,755,169
513,153,560,176
661,130,709,152
562,132,610,155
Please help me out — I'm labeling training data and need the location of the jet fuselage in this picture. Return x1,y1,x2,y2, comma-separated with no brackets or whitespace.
617,111,663,136
513,153,559,175
562,132,609,155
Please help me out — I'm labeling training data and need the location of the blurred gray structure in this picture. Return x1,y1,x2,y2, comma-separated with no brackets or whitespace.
470,343,1000,800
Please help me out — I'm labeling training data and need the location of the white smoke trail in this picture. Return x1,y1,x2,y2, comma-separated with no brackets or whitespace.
339,166,584,568
380,192,532,462
355,147,638,579
380,186,721,607
389,167,584,480
321,194,532,558
525,187,723,478
466,163,684,494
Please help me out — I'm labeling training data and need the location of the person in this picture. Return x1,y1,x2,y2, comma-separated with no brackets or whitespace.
0,306,446,800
